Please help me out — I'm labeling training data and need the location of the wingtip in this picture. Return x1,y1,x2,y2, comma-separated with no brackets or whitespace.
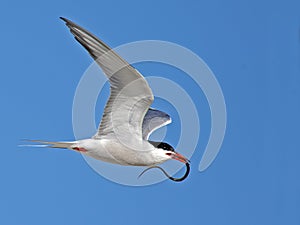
59,17,68,23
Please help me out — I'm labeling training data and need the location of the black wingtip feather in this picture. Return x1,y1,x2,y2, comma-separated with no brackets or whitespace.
59,17,68,22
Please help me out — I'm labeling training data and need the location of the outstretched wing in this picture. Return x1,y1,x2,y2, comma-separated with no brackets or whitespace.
142,108,172,140
61,18,154,141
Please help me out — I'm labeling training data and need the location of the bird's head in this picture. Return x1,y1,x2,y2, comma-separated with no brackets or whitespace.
150,141,189,164
142,141,190,182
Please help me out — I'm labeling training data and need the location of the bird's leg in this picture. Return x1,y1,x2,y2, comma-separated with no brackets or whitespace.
72,147,87,152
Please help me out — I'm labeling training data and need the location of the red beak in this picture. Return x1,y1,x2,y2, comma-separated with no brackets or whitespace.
172,152,189,163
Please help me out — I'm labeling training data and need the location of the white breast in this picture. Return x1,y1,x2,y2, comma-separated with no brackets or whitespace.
78,138,167,166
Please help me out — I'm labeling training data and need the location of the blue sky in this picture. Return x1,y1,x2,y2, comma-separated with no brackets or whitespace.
1,0,300,224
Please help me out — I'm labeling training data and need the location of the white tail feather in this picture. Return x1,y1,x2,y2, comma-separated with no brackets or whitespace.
21,140,76,149
19,144,49,147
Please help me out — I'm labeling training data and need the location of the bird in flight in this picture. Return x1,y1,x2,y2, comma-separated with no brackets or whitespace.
27,17,190,182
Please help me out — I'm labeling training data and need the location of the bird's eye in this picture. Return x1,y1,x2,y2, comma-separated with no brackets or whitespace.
165,153,172,156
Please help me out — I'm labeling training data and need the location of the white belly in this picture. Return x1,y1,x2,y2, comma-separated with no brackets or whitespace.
77,138,166,166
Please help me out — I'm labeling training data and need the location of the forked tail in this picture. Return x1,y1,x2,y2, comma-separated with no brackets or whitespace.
20,140,76,149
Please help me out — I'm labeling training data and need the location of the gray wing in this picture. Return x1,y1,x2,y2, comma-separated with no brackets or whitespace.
142,108,172,140
61,18,154,140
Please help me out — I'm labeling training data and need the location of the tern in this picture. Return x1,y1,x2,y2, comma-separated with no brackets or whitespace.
27,17,190,182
